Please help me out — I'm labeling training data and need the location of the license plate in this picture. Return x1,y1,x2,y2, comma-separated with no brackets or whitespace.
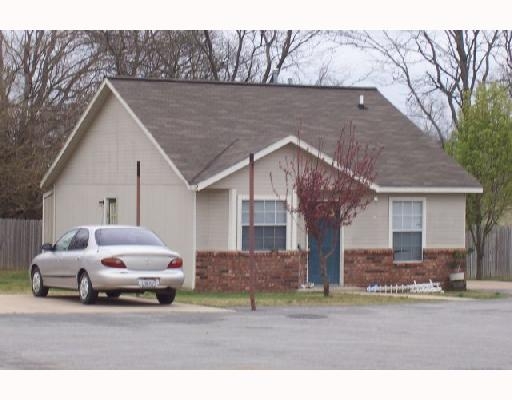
138,278,159,288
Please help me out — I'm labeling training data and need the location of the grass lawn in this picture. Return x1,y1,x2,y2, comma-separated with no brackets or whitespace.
0,270,30,293
0,270,506,306
175,290,416,307
0,270,414,306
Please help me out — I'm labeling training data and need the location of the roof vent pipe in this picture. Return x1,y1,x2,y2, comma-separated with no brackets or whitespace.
358,94,365,109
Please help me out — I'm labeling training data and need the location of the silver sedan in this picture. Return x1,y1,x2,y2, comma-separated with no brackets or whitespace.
29,225,185,305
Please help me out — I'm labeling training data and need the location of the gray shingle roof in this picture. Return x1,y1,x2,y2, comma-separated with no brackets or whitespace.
109,77,481,189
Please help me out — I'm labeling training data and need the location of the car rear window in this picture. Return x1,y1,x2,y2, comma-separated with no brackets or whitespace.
95,228,165,247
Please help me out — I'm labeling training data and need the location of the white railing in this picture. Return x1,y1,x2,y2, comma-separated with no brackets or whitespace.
366,280,444,294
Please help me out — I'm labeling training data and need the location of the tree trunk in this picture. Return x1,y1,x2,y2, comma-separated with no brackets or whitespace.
317,241,329,297
475,243,484,280
474,224,484,280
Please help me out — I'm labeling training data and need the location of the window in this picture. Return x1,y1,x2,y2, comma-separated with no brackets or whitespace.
105,198,117,224
95,228,165,247
55,229,78,252
241,200,287,251
391,200,424,261
69,228,89,250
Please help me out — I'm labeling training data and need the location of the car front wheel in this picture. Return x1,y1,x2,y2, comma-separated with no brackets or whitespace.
156,288,177,305
31,267,49,297
79,272,98,305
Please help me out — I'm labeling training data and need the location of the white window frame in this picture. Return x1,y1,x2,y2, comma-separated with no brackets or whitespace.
237,195,293,251
388,197,427,263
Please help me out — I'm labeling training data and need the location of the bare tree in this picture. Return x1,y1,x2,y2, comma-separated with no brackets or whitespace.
86,30,157,77
0,30,331,219
0,30,100,218
343,30,501,146
195,30,322,83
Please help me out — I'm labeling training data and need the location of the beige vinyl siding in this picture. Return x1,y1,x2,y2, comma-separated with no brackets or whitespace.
296,213,308,250
425,194,466,248
209,144,298,195
209,145,467,251
344,195,390,249
345,194,466,250
385,194,466,250
203,143,466,255
52,93,196,288
210,144,300,251
196,189,229,250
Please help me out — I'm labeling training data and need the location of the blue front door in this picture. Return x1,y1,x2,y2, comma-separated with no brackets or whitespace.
308,224,341,285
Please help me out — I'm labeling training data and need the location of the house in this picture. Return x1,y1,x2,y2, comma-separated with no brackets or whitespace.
40,77,482,291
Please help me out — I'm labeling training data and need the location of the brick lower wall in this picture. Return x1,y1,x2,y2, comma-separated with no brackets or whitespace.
195,251,308,292
344,248,465,288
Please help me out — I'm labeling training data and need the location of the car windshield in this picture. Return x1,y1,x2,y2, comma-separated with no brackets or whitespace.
95,228,165,247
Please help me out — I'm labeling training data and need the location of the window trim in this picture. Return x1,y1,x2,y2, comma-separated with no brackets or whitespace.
103,197,118,225
237,195,292,251
388,197,427,263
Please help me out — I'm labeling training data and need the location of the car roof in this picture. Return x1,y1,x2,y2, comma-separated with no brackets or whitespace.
75,225,152,230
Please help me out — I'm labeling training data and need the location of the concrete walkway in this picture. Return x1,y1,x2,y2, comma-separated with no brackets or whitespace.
467,279,512,294
0,294,228,315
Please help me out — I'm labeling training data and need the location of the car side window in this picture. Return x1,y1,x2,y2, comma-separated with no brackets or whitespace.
68,229,89,251
55,229,78,252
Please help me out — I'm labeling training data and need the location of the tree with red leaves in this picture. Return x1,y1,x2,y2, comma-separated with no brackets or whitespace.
274,122,380,296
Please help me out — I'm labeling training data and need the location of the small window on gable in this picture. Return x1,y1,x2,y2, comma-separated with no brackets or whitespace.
105,198,117,225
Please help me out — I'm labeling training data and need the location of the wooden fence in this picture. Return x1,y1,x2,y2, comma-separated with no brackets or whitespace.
466,226,512,279
0,219,42,270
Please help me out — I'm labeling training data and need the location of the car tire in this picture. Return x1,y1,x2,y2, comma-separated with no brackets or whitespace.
79,272,98,305
106,291,121,299
31,267,49,297
156,288,177,305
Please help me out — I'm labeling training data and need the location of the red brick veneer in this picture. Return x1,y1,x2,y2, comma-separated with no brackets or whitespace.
344,248,465,288
195,251,308,292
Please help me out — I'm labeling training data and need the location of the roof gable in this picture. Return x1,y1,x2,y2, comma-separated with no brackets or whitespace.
40,80,190,190
42,77,482,193
109,77,481,191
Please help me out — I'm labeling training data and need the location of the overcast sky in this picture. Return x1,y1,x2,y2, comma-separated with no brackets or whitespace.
278,37,410,115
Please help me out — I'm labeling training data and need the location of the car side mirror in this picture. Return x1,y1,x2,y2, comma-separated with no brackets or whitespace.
41,243,55,252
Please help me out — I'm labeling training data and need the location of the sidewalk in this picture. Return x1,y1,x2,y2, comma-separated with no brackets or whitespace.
0,294,228,315
467,280,512,294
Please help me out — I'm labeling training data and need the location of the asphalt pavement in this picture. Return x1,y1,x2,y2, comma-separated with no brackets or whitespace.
1,293,512,369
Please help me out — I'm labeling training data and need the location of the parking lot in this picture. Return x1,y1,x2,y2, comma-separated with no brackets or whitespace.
1,292,512,369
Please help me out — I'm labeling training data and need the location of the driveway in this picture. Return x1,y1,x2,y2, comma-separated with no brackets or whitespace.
467,280,512,294
0,294,225,314
1,295,512,369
